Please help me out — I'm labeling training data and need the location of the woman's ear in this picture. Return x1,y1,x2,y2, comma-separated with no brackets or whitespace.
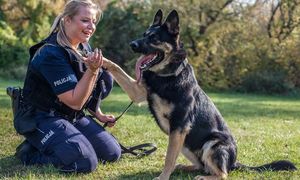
64,16,72,25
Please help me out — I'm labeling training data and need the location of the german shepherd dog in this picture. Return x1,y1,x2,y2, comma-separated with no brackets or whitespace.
105,9,296,180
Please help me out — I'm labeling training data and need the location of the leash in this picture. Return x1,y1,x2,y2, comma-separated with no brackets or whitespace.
100,101,157,157
103,101,133,128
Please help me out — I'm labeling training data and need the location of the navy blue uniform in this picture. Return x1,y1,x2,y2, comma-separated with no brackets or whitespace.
21,34,121,173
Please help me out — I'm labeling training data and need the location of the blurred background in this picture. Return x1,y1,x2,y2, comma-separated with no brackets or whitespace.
0,0,299,94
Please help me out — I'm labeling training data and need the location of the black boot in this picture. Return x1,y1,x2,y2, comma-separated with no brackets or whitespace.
15,140,38,165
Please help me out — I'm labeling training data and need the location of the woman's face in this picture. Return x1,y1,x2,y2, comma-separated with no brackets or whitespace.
65,5,97,47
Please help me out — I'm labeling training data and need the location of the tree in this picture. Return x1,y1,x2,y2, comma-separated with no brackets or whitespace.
0,0,66,79
1,0,65,44
267,0,300,43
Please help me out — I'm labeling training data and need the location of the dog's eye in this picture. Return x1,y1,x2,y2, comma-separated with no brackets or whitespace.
149,34,159,42
150,35,161,45
149,34,156,39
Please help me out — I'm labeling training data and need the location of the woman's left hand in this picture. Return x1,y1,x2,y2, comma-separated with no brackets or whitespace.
83,48,103,73
98,113,116,127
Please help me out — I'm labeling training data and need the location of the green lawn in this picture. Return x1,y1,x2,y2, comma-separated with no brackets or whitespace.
0,80,299,179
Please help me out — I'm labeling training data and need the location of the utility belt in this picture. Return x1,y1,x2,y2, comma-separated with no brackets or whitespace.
51,110,85,123
49,99,86,123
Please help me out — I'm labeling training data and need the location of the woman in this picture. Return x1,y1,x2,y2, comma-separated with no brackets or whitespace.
15,0,121,173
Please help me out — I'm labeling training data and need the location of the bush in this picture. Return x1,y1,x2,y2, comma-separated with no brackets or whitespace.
0,21,28,80
240,69,292,94
0,65,27,80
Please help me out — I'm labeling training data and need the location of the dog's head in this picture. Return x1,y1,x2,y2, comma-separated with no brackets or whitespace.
131,9,185,82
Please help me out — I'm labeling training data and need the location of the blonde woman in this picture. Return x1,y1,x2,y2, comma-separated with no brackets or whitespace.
15,0,121,173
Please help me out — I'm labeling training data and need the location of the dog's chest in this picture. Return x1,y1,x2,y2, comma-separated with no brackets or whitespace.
149,93,174,134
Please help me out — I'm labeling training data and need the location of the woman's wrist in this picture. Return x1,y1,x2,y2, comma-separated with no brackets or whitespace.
86,68,99,76
96,109,104,118
95,110,106,122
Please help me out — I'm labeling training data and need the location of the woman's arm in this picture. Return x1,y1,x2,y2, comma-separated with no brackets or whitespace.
58,49,102,110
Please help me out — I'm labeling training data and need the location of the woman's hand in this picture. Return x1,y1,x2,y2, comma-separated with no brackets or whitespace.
98,113,116,127
83,48,103,73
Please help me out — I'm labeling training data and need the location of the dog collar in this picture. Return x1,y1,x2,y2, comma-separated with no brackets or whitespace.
157,58,188,77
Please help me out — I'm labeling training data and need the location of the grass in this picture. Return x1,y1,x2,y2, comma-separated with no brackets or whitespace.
0,79,299,180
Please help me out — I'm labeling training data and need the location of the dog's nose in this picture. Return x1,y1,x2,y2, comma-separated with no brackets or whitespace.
130,41,139,51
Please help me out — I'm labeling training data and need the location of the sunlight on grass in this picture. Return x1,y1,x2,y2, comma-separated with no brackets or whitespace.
0,80,299,179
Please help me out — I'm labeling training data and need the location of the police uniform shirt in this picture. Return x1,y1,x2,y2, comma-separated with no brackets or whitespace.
31,38,78,96
28,33,113,113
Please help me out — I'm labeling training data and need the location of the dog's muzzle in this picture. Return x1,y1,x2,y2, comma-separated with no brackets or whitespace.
129,40,151,54
130,41,139,52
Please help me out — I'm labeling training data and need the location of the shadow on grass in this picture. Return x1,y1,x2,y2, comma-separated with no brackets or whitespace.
0,155,84,178
0,155,37,178
116,169,203,180
0,155,200,179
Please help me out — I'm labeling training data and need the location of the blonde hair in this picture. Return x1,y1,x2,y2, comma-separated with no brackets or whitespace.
49,0,102,60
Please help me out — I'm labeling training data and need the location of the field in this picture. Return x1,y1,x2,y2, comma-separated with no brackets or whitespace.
0,80,299,179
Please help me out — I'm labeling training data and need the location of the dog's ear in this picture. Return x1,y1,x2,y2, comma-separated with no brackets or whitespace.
152,9,163,26
164,10,179,35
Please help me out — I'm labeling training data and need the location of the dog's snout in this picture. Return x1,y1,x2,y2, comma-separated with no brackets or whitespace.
130,41,139,51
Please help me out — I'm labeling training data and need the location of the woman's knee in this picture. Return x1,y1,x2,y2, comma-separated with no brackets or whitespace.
100,142,121,163
105,148,121,163
76,118,121,163
72,155,98,173
54,135,98,173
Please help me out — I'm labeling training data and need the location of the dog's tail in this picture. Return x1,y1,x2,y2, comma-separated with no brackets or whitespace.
232,160,297,172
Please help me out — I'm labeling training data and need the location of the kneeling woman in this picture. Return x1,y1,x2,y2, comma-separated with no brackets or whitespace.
15,0,121,173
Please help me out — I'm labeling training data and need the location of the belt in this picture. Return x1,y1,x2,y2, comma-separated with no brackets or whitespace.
51,109,85,123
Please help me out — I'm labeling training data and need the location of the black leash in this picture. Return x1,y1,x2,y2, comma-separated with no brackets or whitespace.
119,142,157,158
100,101,157,157
103,101,133,128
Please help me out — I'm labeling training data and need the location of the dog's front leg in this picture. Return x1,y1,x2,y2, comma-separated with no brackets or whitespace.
103,59,147,103
154,130,187,180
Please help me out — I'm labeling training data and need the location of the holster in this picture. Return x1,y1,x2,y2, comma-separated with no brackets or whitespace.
7,87,37,135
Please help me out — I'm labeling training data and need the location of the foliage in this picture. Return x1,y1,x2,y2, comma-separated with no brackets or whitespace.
1,0,64,43
187,0,300,93
0,21,28,79
0,0,65,79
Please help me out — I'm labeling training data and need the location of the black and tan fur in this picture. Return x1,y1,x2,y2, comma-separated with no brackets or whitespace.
105,9,297,180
